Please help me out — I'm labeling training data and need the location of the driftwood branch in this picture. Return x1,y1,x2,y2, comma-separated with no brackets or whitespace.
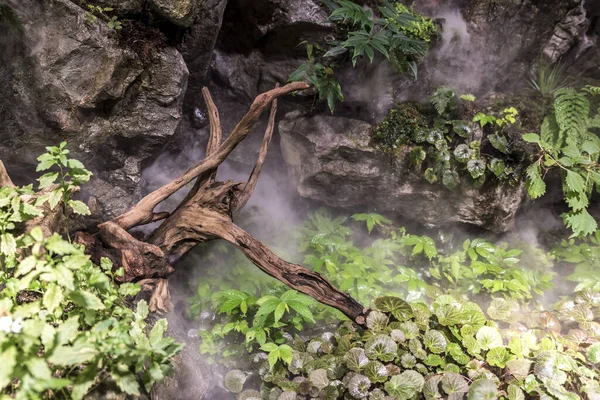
203,87,222,158
0,160,15,188
216,221,367,324
108,81,309,231
82,81,369,326
233,84,279,214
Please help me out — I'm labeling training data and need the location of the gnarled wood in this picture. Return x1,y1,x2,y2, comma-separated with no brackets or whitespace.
216,221,367,324
0,161,15,188
109,81,309,231
77,80,369,326
233,84,279,214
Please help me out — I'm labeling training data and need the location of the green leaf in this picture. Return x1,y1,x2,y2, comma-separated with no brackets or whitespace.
150,319,168,347
373,296,413,321
564,209,598,237
112,372,140,396
224,370,247,393
26,358,52,380
279,344,293,365
441,372,468,396
68,200,91,215
476,326,502,350
309,369,329,389
15,255,37,277
525,163,546,199
48,342,97,366
587,342,600,363
443,170,459,189
522,133,540,143
43,283,64,313
0,233,16,257
70,290,106,310
467,379,497,400
489,134,508,154
48,188,63,210
0,346,17,390
72,364,98,400
486,346,513,368
46,234,77,255
423,329,447,354
274,301,287,323
487,298,511,321
38,172,59,189
565,170,586,192
436,303,463,326
385,370,425,400
36,153,56,171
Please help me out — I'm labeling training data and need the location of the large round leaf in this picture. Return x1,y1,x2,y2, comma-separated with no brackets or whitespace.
475,327,502,350
424,330,447,354
467,379,497,400
385,370,425,400
587,343,600,363
224,370,247,393
373,296,413,321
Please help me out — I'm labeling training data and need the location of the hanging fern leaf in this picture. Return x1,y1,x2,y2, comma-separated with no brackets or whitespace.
553,88,590,148
431,87,456,116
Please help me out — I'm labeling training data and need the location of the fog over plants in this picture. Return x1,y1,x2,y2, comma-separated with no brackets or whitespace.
0,0,600,399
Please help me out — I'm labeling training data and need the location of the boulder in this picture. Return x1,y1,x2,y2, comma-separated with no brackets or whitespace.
148,0,196,27
0,0,188,217
216,0,331,55
279,114,525,232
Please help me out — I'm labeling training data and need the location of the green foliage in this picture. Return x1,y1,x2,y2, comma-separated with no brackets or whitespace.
0,148,181,398
289,0,436,112
373,91,523,189
431,87,456,116
194,285,317,364
528,58,569,96
288,43,344,113
553,230,600,291
226,292,600,399
84,5,122,30
523,87,600,237
36,142,93,236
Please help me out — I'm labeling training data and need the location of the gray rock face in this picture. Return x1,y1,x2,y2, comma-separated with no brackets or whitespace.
86,0,144,14
148,0,197,27
279,115,525,232
0,0,188,216
217,0,331,55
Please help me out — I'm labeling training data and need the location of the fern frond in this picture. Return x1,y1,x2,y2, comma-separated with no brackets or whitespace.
553,88,589,148
583,85,600,96
329,0,374,31
430,87,456,116
540,115,562,151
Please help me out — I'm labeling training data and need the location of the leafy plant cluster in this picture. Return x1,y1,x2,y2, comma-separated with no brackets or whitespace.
84,4,122,30
300,212,555,302
372,88,525,189
289,0,436,112
522,86,600,237
187,211,562,373
223,292,600,400
195,288,318,365
0,145,181,398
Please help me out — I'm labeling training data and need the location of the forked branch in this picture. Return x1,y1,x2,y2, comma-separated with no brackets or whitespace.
233,84,279,214
214,221,368,324
109,81,309,231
